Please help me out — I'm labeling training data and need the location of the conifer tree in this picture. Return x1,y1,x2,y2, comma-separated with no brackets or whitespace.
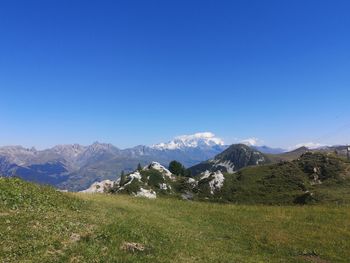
120,170,126,186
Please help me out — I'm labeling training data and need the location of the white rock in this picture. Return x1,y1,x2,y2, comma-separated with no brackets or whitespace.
200,171,225,194
186,177,198,188
159,183,168,190
80,180,115,193
117,171,142,191
208,171,225,194
200,170,211,180
144,162,172,178
214,160,235,173
135,188,157,199
128,171,142,181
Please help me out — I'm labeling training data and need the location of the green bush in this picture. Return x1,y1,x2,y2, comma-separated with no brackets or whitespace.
140,169,164,188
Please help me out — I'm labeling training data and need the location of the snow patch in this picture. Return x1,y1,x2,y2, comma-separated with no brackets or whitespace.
152,132,224,150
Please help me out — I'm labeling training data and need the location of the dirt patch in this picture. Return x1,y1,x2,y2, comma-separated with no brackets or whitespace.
70,233,81,243
120,242,145,252
0,212,11,216
299,255,332,263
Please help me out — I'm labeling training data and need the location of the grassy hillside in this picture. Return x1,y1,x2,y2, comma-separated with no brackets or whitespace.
266,147,310,162
0,177,83,211
192,152,350,205
1,178,350,262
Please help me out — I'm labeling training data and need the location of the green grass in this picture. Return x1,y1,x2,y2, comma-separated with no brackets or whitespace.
1,178,350,262
205,153,350,205
0,177,83,211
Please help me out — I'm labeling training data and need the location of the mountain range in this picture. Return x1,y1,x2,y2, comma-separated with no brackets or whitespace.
1,132,348,191
0,133,227,191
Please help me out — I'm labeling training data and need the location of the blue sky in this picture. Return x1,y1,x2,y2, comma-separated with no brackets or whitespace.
1,0,350,149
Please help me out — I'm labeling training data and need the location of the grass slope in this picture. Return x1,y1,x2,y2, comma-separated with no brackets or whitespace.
194,152,350,205
1,178,350,262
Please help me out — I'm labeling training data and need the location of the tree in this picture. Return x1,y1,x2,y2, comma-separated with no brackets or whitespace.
185,169,192,177
169,160,188,176
120,170,127,186
137,163,142,171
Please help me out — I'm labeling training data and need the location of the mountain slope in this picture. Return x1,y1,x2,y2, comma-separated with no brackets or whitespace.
189,144,270,176
267,146,310,162
213,152,350,204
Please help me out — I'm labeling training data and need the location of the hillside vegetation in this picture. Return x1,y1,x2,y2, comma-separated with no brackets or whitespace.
200,152,350,205
1,177,350,262
91,152,350,206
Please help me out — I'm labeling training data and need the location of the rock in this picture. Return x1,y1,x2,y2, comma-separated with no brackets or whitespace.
80,180,115,193
135,188,157,199
181,191,194,200
199,171,225,194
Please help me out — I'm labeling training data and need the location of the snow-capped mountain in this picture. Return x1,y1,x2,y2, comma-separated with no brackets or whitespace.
152,132,225,150
0,133,227,191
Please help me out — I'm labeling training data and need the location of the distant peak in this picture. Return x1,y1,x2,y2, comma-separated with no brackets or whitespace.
291,142,325,151
90,141,113,147
152,132,225,150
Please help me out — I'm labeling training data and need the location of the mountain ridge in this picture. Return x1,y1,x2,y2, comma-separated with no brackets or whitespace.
0,133,227,191
1,133,349,191
188,144,271,176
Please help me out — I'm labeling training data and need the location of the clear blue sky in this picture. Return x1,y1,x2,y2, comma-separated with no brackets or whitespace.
1,0,350,149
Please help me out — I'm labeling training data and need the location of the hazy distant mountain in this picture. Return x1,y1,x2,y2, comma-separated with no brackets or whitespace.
253,145,286,154
267,146,311,162
2,132,347,191
0,133,227,191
